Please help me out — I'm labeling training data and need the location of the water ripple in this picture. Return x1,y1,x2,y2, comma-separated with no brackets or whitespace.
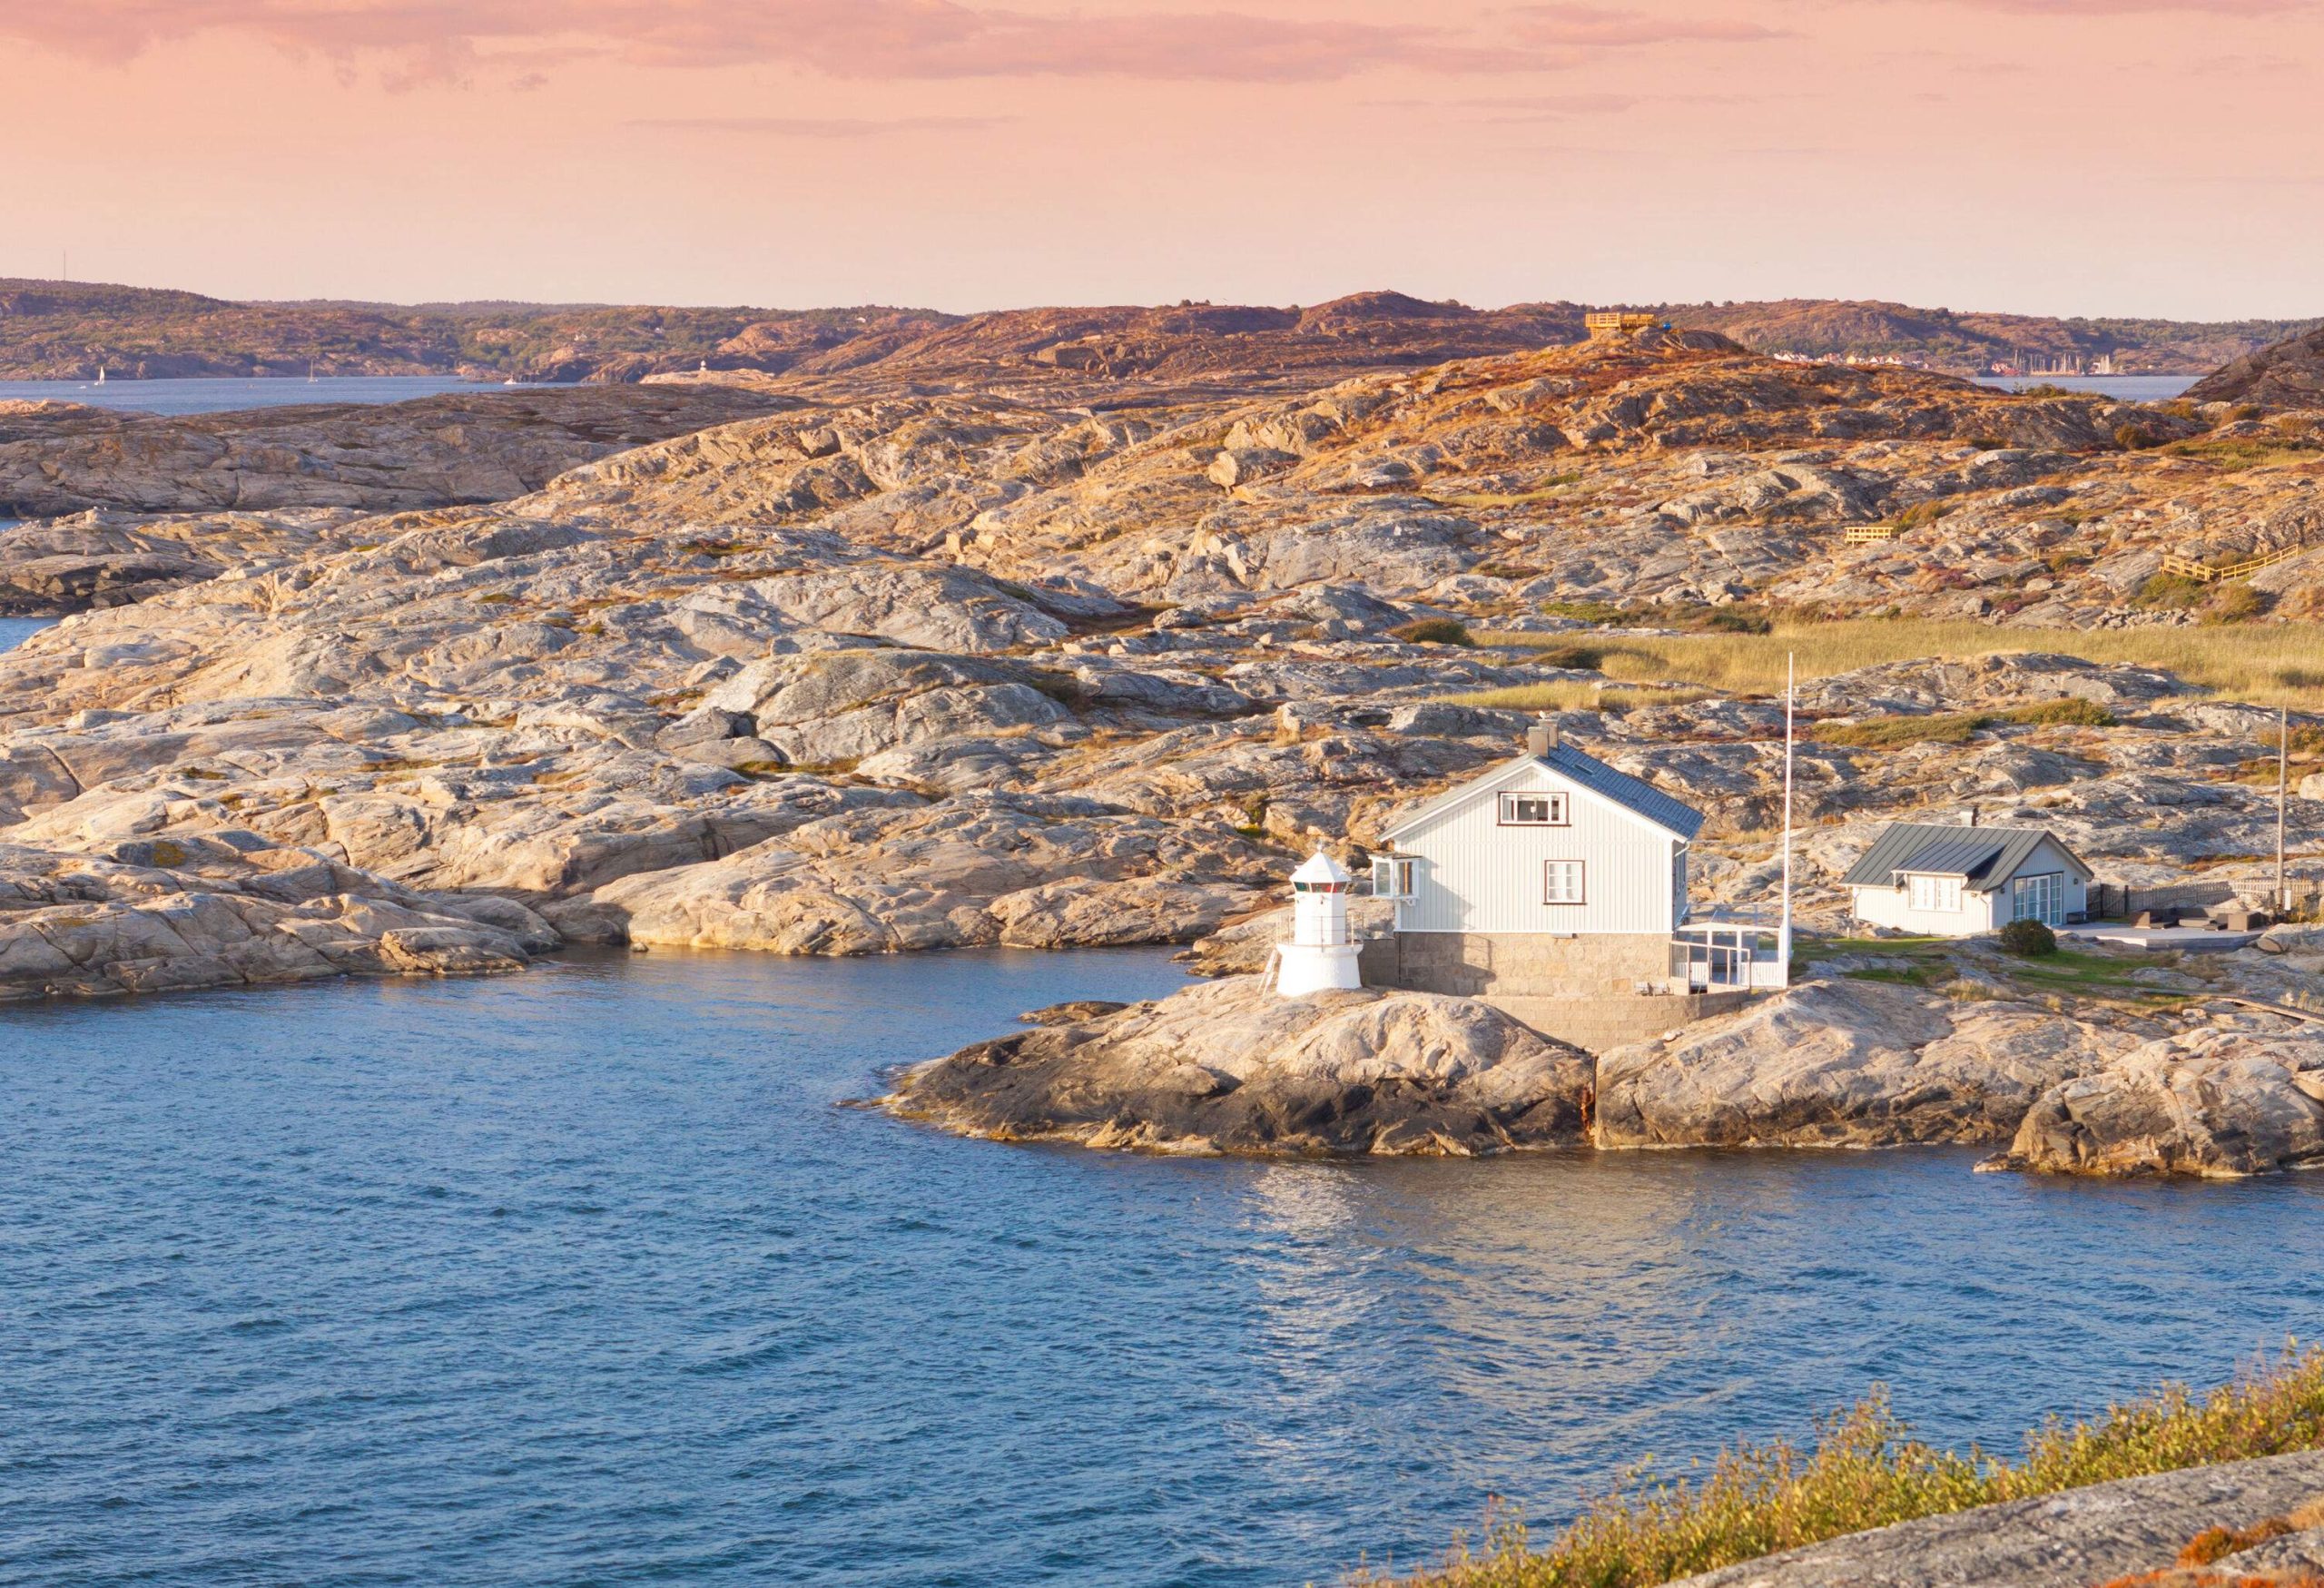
5,947,2324,1586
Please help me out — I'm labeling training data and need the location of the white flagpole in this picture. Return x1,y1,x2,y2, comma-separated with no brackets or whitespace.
1778,653,1796,985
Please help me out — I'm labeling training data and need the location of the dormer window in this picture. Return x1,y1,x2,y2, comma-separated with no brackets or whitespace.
1500,792,1568,826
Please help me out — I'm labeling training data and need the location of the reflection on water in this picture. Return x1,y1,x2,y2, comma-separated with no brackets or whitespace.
4,946,2322,1588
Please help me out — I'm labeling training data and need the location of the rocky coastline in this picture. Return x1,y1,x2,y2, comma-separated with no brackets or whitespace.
5,318,2324,1182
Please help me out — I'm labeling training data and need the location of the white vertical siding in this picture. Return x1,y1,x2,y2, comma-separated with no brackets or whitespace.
2004,839,2090,919
1393,762,1680,935
1853,883,1995,936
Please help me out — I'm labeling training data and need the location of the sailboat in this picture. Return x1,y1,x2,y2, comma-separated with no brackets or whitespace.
308,360,319,384
94,365,106,386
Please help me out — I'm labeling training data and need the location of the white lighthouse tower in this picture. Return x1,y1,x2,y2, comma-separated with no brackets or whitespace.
1274,849,1363,997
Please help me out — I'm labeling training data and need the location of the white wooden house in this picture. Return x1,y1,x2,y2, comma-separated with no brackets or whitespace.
1842,818,2092,937
1362,722,1734,997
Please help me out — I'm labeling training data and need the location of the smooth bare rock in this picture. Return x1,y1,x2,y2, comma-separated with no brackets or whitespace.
0,836,545,1001
1019,999,1128,1026
884,974,1592,1156
1994,1030,2324,1178
574,795,1269,954
1595,980,2133,1149
0,387,785,517
1669,1449,2324,1588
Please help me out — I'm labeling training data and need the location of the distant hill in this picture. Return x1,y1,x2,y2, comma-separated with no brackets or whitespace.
0,279,2311,383
2183,324,2324,408
0,281,950,383
1649,299,2320,378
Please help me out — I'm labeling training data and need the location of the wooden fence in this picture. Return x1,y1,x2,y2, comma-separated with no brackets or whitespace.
1842,525,1899,545
2158,542,2310,584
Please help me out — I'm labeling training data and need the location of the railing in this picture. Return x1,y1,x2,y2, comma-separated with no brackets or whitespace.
2160,542,2310,584
1671,926,1787,991
1843,525,1900,545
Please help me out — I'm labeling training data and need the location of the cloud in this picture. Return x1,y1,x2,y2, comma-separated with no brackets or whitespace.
1505,5,1789,45
629,114,1018,138
2,1,1551,84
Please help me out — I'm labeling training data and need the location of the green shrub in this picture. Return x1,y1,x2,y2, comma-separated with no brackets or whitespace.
1531,644,1606,672
1997,917,2059,957
1809,712,1990,749
1699,607,1773,636
2202,583,2272,625
2115,422,2167,450
2134,572,2207,610
1392,618,1476,646
2001,698,2116,728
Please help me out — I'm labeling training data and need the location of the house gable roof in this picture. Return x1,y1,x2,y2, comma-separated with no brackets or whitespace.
1381,746,1705,843
1839,821,2093,893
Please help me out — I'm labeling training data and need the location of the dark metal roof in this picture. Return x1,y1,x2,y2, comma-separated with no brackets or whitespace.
1380,746,1704,842
1541,744,1705,840
1839,820,2093,893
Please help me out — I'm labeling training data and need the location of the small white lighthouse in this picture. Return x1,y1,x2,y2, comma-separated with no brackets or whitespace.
1274,849,1363,997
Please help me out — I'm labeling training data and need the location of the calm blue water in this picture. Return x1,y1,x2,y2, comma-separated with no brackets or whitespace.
5,949,2323,1588
0,615,60,651
0,376,505,417
1974,374,2198,400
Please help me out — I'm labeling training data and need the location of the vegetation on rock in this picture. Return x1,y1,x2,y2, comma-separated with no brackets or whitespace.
1382,1348,2324,1588
1997,917,2060,957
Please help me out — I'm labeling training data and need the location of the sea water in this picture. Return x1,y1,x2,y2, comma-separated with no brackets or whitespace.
0,614,59,653
1973,374,2200,401
0,375,508,417
4,946,2322,1587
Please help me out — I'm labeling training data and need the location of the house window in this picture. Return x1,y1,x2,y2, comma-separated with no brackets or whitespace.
1544,860,1586,904
1907,874,1964,912
1371,856,1417,901
1501,792,1567,825
2011,872,2064,926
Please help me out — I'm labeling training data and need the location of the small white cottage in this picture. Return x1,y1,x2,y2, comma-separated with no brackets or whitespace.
1842,817,2093,937
1362,721,1709,997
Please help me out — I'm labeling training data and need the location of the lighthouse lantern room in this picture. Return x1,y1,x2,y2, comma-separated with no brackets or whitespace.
1275,849,1363,997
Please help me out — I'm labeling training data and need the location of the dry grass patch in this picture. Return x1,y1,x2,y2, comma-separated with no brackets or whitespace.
1479,619,2324,711
1447,681,1719,714
1376,1346,2324,1588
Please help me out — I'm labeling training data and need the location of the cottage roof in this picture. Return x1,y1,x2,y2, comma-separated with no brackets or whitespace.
1381,745,1704,843
1839,820,2092,893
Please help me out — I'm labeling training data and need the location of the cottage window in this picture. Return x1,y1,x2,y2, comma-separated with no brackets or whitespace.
1544,860,1586,904
1907,874,1964,912
1501,792,1567,825
2011,872,2064,926
1371,856,1417,901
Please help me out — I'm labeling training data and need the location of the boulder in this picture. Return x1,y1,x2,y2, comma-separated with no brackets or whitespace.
882,974,1592,1155
1595,979,2132,1148
1994,1030,2324,1177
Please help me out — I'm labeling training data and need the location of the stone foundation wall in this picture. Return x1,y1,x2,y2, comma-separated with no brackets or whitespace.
1360,931,1673,1000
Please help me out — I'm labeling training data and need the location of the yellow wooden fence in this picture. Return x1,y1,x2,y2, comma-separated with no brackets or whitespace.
2158,542,2311,584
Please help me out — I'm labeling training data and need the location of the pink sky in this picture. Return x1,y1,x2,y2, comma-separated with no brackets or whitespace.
2,0,2319,317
